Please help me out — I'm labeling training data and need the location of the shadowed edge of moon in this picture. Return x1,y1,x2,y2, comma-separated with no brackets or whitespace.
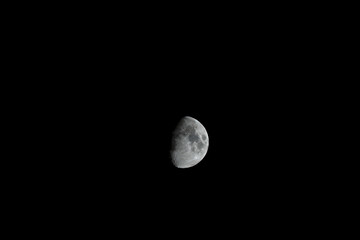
171,116,209,168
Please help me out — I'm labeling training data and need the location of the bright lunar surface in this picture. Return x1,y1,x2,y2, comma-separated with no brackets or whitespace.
171,116,209,168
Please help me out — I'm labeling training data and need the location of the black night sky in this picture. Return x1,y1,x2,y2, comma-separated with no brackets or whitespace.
19,5,339,235
49,43,326,221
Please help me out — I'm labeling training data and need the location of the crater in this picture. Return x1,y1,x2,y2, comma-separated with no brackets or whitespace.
202,134,207,141
197,141,205,151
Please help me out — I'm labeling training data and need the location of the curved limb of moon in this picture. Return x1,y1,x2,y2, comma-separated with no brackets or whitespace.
171,116,209,168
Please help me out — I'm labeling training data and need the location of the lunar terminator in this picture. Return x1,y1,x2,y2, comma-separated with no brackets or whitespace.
171,116,209,168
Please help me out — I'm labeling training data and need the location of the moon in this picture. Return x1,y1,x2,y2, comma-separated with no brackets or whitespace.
170,116,209,168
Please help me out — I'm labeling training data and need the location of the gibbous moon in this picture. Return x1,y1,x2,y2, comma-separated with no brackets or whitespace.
171,116,209,168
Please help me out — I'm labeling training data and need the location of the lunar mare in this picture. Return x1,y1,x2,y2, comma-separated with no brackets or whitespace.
171,116,209,168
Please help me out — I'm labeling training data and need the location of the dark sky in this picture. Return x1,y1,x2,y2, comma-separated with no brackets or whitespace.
23,8,338,234
50,50,326,215
45,72,329,234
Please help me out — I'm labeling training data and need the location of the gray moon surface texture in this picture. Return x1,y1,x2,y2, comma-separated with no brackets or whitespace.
171,116,209,168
